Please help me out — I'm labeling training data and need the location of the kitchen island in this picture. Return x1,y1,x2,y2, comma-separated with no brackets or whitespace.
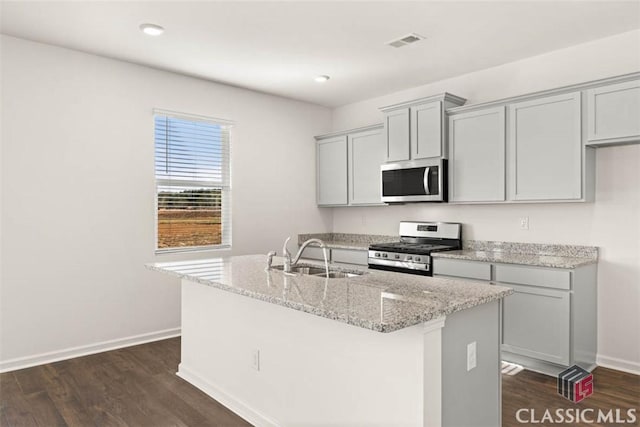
147,255,512,427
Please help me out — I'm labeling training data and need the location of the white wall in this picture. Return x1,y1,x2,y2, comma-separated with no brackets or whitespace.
0,35,332,369
331,30,640,372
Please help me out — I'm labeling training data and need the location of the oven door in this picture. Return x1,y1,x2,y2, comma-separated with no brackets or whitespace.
381,158,446,203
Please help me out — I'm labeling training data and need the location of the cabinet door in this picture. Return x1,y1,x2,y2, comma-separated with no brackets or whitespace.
508,92,582,201
384,108,410,162
449,107,505,202
316,136,347,206
348,128,385,205
587,79,640,144
502,284,571,366
411,101,442,159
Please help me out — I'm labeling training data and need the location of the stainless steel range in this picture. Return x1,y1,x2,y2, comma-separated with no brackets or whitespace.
368,221,462,276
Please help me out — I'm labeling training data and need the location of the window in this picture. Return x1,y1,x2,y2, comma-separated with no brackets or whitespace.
154,110,232,252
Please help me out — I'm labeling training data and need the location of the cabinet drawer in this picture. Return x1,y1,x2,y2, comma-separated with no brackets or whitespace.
495,264,571,290
299,246,328,261
433,258,491,281
331,248,368,266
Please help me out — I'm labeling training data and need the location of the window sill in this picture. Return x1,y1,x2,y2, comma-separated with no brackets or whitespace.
155,245,231,255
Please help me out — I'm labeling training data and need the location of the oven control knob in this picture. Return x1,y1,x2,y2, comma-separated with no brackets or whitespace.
382,253,388,258
394,254,400,259
375,252,380,257
407,256,412,261
415,257,421,262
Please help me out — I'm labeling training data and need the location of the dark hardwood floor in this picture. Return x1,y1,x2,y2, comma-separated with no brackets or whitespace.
502,365,640,427
1,337,638,426
0,338,250,427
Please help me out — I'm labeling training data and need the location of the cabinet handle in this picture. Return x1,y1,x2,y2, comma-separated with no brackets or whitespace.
423,167,431,195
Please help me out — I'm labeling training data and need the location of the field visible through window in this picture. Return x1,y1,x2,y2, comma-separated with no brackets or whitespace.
157,209,221,248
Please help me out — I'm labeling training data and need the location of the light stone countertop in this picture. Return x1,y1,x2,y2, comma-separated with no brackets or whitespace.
146,255,512,333
298,233,396,251
431,240,598,269
431,250,596,269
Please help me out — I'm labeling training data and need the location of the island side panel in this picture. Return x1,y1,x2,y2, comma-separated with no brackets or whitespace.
179,279,445,427
441,300,501,427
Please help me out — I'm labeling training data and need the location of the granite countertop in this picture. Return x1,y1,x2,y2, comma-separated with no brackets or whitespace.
298,233,396,251
146,255,512,333
431,240,598,269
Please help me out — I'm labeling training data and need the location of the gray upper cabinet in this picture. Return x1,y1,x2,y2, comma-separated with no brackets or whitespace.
380,94,466,163
508,92,582,201
587,79,640,146
383,109,410,162
348,128,385,205
316,124,385,207
411,102,442,159
316,135,348,206
449,107,506,202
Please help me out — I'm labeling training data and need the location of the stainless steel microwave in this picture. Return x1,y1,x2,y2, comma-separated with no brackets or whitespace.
381,158,447,203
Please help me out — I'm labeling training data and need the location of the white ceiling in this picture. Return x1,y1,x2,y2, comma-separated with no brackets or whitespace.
1,1,639,107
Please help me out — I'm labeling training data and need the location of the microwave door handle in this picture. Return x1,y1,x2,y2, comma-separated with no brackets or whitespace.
423,167,431,195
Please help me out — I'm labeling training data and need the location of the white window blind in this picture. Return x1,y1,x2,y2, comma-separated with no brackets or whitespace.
154,110,232,252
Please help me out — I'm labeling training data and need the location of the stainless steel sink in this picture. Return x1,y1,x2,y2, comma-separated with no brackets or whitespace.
311,271,362,279
270,265,327,275
270,264,364,278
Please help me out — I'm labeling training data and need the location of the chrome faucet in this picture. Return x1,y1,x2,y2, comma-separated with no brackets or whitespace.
282,237,330,276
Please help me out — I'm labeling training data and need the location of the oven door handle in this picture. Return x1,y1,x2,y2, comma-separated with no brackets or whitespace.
423,167,431,195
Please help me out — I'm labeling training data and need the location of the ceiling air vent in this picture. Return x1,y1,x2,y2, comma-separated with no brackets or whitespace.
387,33,426,48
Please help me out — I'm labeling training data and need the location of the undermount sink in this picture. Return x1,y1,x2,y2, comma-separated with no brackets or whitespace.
270,265,327,275
270,264,364,278
314,271,361,279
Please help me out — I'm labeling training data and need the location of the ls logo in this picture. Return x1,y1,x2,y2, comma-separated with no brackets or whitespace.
558,365,594,403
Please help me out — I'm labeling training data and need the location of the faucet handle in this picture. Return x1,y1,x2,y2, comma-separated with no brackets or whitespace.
267,251,277,269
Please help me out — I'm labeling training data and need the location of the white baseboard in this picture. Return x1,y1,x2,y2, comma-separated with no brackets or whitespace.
177,363,279,427
0,328,181,373
597,354,640,376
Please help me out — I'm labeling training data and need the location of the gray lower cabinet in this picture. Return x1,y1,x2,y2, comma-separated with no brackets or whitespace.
316,125,385,207
508,92,582,201
316,135,348,206
502,283,570,366
433,258,597,375
587,79,640,146
299,246,368,266
448,107,506,202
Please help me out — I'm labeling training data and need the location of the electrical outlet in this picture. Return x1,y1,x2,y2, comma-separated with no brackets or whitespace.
252,349,260,371
519,216,529,230
467,342,477,371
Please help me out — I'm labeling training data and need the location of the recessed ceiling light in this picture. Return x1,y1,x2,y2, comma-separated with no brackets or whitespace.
314,75,330,83
140,23,164,36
